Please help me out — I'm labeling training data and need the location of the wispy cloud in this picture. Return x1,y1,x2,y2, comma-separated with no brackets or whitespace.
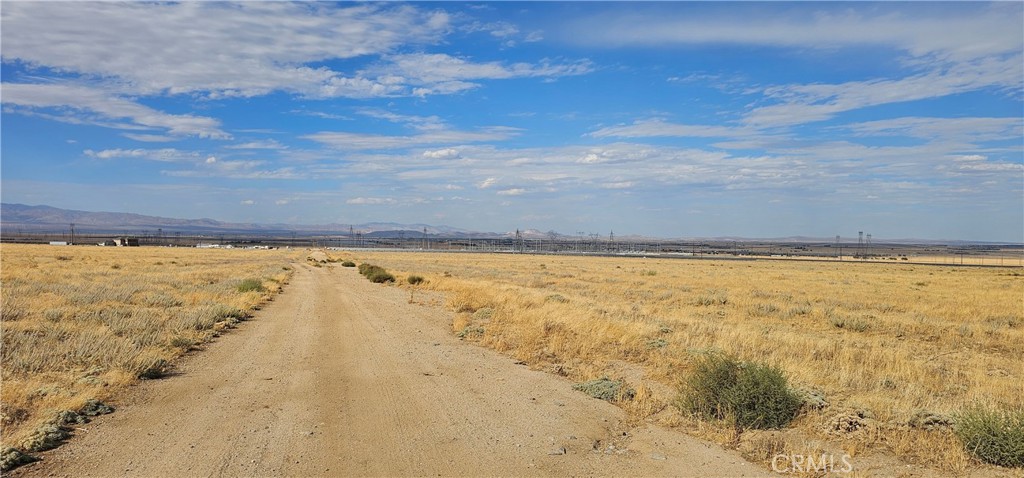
842,116,1023,142
423,148,461,159
346,197,397,205
305,126,520,150
1,2,449,98
379,53,594,96
84,148,200,162
745,56,1023,128
589,119,742,138
123,133,176,143
225,140,288,150
562,3,1022,61
2,83,230,139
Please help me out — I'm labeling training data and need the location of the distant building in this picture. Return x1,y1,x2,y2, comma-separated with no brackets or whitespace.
49,241,68,246
113,237,139,247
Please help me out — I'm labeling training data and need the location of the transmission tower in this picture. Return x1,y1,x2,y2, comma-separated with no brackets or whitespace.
858,231,864,258
69,223,75,245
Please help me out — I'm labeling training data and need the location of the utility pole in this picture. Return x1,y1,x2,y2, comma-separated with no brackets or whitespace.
69,223,75,245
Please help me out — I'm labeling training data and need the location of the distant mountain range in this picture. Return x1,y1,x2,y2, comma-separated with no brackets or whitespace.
1,203,1017,245
0,203,494,238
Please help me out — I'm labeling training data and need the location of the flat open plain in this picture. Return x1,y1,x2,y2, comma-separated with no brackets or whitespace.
10,259,767,477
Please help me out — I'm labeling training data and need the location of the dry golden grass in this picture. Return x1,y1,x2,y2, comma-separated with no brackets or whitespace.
347,250,1024,475
0,244,298,449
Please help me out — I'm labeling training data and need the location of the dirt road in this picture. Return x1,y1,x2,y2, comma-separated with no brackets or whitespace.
16,263,768,477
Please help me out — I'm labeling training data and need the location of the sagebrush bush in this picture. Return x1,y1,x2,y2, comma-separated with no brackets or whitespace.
694,289,728,306
407,275,424,285
367,270,395,283
341,261,356,267
954,405,1024,468
358,263,395,283
236,278,265,293
679,353,801,430
573,377,635,402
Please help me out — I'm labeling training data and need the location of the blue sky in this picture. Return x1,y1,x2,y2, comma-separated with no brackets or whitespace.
2,2,1022,241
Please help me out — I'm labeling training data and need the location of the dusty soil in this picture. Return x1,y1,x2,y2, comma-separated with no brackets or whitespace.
13,263,770,477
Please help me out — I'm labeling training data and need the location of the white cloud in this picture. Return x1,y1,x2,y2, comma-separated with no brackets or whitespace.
84,148,199,162
563,4,1022,61
957,162,1023,172
240,200,255,206
478,177,499,189
2,83,231,139
589,119,741,138
226,140,287,150
497,188,527,196
745,56,1023,127
378,53,594,95
423,148,461,159
601,181,635,189
275,199,290,205
289,109,350,120
844,117,1023,142
305,127,519,150
346,197,396,205
123,133,176,143
464,20,519,38
2,3,591,101
1,2,449,98
358,109,446,131
165,161,303,180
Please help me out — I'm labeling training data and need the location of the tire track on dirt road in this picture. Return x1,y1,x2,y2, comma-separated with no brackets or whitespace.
14,263,769,477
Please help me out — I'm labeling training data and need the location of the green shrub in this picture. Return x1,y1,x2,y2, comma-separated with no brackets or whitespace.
573,377,635,402
407,275,424,285
472,307,494,321
19,424,70,452
678,353,801,430
954,405,1024,467
236,278,265,293
1,447,39,472
456,326,485,338
366,270,395,283
358,263,394,283
341,261,356,267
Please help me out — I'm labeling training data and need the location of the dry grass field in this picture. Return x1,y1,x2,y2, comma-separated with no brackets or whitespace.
346,250,1024,475
0,244,296,454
